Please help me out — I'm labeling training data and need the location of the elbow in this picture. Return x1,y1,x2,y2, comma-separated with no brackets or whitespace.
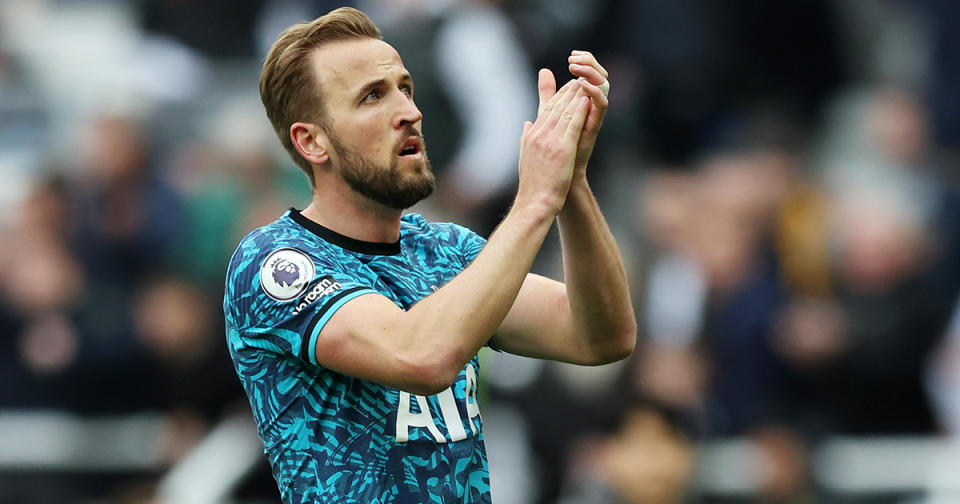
611,326,638,362
395,350,461,396
602,328,638,364
405,375,456,397
618,320,639,358
585,320,637,365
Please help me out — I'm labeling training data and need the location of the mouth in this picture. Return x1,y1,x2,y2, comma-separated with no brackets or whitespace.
397,136,423,159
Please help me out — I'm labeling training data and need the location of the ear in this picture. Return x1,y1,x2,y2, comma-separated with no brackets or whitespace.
290,122,330,166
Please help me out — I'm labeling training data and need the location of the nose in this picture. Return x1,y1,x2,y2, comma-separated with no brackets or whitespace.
394,93,422,128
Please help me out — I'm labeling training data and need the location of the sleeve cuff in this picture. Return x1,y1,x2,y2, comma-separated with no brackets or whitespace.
301,287,378,365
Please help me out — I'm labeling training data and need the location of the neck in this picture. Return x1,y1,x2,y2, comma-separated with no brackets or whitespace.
301,173,403,244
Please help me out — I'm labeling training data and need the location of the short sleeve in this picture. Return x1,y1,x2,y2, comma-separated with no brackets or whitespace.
224,240,378,367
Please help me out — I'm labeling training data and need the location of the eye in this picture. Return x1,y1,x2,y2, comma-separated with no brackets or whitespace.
400,84,413,97
362,89,381,103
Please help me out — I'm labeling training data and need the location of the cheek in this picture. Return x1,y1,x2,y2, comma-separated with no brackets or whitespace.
336,110,396,161
355,123,392,156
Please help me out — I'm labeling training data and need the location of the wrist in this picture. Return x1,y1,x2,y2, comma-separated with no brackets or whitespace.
570,170,589,187
559,177,593,217
566,175,591,200
512,191,564,223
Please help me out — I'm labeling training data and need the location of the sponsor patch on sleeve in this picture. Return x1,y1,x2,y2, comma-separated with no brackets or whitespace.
291,275,343,316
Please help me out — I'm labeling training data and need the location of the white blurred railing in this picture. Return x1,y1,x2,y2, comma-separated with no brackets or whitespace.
0,410,166,471
0,410,262,503
154,413,263,504
2,410,960,502
696,436,960,498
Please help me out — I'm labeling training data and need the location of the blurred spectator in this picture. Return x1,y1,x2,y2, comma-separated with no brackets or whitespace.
746,426,814,504
167,96,311,288
555,401,695,504
826,189,950,434
71,113,184,286
633,170,709,417
133,275,242,460
0,175,86,407
691,151,791,436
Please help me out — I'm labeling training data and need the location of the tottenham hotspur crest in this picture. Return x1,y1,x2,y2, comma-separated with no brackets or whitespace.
260,248,316,302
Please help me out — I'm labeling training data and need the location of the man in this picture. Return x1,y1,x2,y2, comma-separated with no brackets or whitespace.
224,7,635,503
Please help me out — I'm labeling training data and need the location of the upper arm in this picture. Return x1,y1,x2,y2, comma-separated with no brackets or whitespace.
492,273,595,364
227,242,444,394
311,292,452,394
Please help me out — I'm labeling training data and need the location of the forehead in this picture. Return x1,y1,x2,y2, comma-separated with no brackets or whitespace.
310,38,406,96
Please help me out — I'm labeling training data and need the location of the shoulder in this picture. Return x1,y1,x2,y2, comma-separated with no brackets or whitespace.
400,213,486,264
223,212,370,329
228,211,350,270
401,213,482,244
240,211,311,251
229,214,300,271
400,212,431,232
226,212,344,300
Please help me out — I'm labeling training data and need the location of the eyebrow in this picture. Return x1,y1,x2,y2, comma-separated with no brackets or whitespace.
355,72,413,101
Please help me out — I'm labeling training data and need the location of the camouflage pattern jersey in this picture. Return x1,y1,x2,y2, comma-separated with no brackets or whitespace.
224,208,491,503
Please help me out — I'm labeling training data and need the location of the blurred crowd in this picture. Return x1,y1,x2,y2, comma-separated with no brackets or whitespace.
2,0,960,503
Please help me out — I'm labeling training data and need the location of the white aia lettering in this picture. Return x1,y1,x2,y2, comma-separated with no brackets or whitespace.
395,363,482,443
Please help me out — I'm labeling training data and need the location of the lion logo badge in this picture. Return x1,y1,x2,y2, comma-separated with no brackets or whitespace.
260,248,316,302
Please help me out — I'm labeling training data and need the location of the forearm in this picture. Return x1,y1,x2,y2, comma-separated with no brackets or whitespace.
557,176,636,359
317,200,559,396
402,201,556,377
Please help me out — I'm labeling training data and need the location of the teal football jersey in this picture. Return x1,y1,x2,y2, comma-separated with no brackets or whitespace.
224,209,491,503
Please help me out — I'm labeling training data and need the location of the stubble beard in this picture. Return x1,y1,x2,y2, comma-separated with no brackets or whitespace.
326,125,436,211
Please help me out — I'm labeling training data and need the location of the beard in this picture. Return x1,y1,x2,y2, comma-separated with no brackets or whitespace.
325,125,435,210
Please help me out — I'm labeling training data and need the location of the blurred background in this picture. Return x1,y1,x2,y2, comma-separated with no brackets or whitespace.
2,0,960,503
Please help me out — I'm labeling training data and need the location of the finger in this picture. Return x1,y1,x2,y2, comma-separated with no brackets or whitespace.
553,85,589,132
564,96,591,140
577,79,609,109
537,69,557,117
539,79,578,127
568,63,607,87
520,120,533,148
569,51,609,79
540,79,578,119
545,80,581,128
569,50,609,78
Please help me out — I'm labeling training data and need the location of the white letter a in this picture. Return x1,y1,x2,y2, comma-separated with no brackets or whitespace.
395,391,445,443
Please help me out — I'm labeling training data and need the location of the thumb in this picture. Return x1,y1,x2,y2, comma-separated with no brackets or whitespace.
537,69,556,117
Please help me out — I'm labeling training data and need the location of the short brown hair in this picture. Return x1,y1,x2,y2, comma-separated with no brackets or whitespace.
259,7,382,186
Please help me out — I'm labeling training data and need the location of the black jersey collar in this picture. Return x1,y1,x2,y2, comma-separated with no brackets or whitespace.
289,208,401,256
